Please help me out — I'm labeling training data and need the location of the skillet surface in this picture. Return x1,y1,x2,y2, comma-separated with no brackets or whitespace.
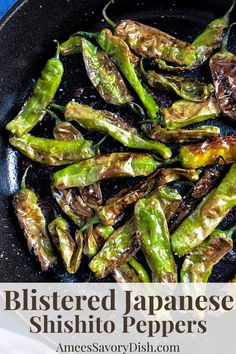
0,0,235,282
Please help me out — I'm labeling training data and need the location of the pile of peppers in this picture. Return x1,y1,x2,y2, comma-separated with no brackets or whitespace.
6,0,236,283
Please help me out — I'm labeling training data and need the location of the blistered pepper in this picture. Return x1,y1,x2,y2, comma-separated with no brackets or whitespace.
142,124,220,143
48,217,83,274
181,227,234,283
60,36,82,56
6,43,64,137
82,38,133,106
210,24,236,122
13,169,57,271
171,163,236,257
53,153,161,189
9,133,94,166
161,96,220,130
178,136,236,169
135,196,177,283
64,101,171,158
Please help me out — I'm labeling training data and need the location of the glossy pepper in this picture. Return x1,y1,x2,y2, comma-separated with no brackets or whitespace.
64,101,171,158
48,217,83,274
76,29,159,119
142,124,220,143
179,136,236,169
135,196,177,283
82,38,133,106
210,24,236,122
162,96,220,130
9,133,94,166
171,163,236,257
60,36,82,56
181,227,234,283
6,43,64,137
169,168,220,233
146,70,214,102
13,169,57,271
53,153,161,189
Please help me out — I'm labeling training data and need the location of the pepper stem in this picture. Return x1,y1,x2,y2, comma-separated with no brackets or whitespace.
93,135,107,150
223,0,235,23
80,215,101,233
51,104,65,113
102,0,117,29
139,59,147,77
221,22,236,53
41,109,62,124
129,102,146,119
21,165,32,189
227,225,236,238
53,40,61,59
73,31,98,40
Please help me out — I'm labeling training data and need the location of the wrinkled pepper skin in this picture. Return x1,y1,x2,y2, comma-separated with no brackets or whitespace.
51,186,93,227
96,29,159,119
162,96,220,130
53,153,160,189
60,36,82,56
169,168,220,233
135,197,177,283
89,218,139,279
179,136,236,169
82,38,133,106
65,101,171,159
13,185,57,271
114,20,196,68
209,22,236,122
146,71,214,102
53,121,84,141
9,134,94,166
48,217,83,274
142,124,220,143
154,186,182,222
171,163,236,257
6,48,64,137
181,228,234,283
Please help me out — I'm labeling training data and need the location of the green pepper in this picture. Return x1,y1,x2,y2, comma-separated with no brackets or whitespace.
9,133,94,166
64,101,171,158
178,136,236,169
60,36,82,56
146,70,214,102
162,96,220,130
171,163,236,257
53,153,161,189
209,23,236,122
13,169,57,271
142,124,220,143
48,217,83,274
169,168,220,233
6,43,64,137
51,186,93,227
154,186,182,222
82,38,133,106
76,29,159,119
135,196,177,283
181,227,234,283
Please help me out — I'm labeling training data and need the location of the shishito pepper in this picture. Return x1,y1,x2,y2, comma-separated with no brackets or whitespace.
60,36,82,56
53,153,161,189
9,134,94,166
162,96,220,130
82,38,133,106
51,186,93,227
171,163,236,257
48,217,83,274
76,29,159,119
179,136,236,169
210,24,236,122
53,121,84,141
89,186,181,279
64,101,171,158
135,196,177,283
142,124,220,143
146,70,214,102
181,227,234,283
13,169,57,271
103,0,235,71
6,43,64,137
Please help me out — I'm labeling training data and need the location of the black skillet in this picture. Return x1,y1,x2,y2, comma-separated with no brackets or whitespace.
0,0,235,283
